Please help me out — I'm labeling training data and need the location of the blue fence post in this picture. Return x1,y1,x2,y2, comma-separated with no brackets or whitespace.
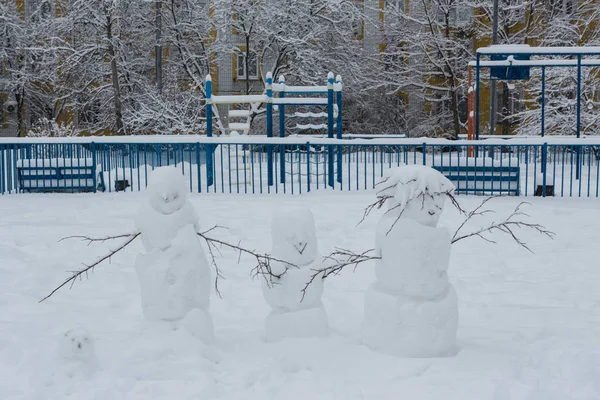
327,72,334,188
335,74,343,184
266,72,274,187
91,141,97,193
576,55,582,180
205,74,214,187
542,142,548,197
0,145,4,195
422,143,427,166
278,75,286,184
541,66,546,139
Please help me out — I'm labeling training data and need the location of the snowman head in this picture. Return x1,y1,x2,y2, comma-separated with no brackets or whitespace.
146,166,188,215
376,165,455,228
59,328,96,362
271,207,318,265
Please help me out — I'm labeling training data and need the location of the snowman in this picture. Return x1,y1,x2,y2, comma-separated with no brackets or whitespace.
134,166,213,344
261,207,328,342
56,328,97,379
362,165,459,357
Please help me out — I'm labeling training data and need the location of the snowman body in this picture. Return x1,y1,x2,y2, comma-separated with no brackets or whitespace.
261,208,328,342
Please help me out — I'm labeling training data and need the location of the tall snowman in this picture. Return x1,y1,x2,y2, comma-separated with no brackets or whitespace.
261,207,328,342
134,166,213,343
362,165,458,357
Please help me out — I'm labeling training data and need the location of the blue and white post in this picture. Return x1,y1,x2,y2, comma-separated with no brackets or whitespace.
335,75,343,184
278,75,286,184
205,74,214,187
266,72,274,187
327,72,334,188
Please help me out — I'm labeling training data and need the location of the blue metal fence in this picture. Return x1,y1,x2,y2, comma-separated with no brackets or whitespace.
1,137,600,197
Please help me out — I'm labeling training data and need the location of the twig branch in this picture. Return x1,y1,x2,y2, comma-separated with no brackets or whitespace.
59,232,138,246
301,247,380,300
196,229,298,288
40,233,141,303
451,199,555,252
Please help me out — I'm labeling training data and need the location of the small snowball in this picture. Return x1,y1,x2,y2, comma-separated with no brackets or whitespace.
58,328,96,363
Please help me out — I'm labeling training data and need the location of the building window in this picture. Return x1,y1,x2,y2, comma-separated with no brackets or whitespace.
436,5,473,27
236,50,258,80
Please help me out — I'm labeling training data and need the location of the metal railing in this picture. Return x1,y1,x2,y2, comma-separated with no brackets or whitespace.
1,136,599,197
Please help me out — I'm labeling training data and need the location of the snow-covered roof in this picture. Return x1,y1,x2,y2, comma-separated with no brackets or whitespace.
469,59,600,67
477,46,600,55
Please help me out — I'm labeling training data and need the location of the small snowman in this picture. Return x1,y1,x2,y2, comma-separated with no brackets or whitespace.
362,165,459,357
57,328,97,379
261,207,328,342
134,166,214,344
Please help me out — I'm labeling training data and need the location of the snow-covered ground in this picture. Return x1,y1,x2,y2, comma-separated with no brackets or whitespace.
1,191,599,399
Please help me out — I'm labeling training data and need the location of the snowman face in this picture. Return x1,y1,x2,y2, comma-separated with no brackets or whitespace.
403,192,446,228
59,328,95,362
146,167,188,215
271,207,318,263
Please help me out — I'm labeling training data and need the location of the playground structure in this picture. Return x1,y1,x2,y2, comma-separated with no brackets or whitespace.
467,45,600,181
205,72,343,188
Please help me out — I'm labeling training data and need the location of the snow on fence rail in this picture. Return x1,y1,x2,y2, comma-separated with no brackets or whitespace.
1,137,599,197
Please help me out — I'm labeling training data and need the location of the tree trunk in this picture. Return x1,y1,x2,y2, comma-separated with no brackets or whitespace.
15,92,24,137
106,13,124,134
450,84,460,139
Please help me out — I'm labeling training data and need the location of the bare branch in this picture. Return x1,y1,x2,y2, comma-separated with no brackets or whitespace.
40,233,141,303
301,248,380,300
451,199,555,252
196,229,298,289
59,232,138,246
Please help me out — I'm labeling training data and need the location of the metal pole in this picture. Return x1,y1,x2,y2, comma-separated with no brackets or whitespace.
541,66,545,138
266,72,273,187
327,72,334,188
541,66,546,176
489,0,499,135
335,75,343,184
205,75,213,187
475,54,481,159
278,75,285,184
155,1,162,93
576,55,582,179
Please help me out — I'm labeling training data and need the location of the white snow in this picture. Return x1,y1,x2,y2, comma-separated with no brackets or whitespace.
209,95,269,105
477,45,600,54
272,97,329,105
1,192,599,399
